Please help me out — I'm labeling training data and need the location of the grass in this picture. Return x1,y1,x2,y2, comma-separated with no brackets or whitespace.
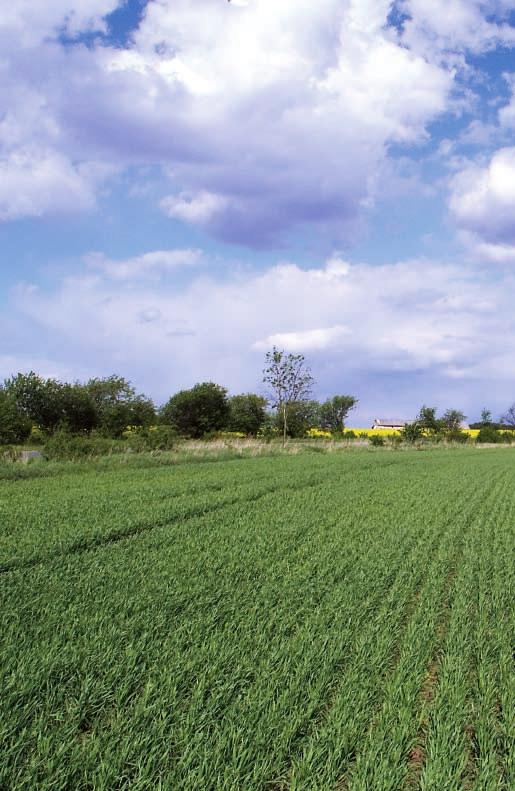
0,448,513,790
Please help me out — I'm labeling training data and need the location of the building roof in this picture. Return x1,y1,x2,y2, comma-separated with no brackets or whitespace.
373,418,410,426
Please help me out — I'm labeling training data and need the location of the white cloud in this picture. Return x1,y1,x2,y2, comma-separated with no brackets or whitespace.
160,192,228,226
449,147,515,259
254,325,350,352
400,0,515,57
1,0,514,237
7,253,514,419
0,150,104,221
85,249,203,280
0,0,456,237
0,1,120,46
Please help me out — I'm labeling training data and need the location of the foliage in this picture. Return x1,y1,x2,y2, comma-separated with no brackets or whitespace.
441,409,466,433
3,372,68,433
476,425,502,444
416,405,440,434
28,425,45,444
500,403,515,426
227,394,267,435
306,427,332,439
0,389,31,445
256,415,280,441
275,400,321,438
263,346,314,444
401,421,424,443
369,434,385,446
43,430,122,460
3,372,155,437
319,394,358,432
85,376,156,437
480,408,492,426
161,382,229,438
96,396,156,438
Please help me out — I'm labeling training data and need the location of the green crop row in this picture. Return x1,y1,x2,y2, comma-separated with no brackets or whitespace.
0,448,513,790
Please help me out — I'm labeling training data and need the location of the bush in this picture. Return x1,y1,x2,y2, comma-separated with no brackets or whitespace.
257,417,280,441
401,422,423,443
446,429,469,444
0,390,31,445
161,382,229,438
476,426,502,444
29,425,45,444
369,435,385,447
123,425,177,451
227,394,267,435
306,428,332,439
43,431,121,461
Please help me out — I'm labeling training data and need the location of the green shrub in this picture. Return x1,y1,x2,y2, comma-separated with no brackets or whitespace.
123,425,177,451
401,422,423,443
43,431,122,461
0,390,31,445
445,429,469,444
369,435,385,447
476,426,502,444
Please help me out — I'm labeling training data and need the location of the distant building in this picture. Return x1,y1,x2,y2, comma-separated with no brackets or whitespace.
371,418,410,430
372,418,471,430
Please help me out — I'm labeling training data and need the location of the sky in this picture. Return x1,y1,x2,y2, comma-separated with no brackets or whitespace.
2,0,515,425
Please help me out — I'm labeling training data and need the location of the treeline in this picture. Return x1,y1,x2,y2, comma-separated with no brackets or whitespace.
2,358,515,449
0,370,357,445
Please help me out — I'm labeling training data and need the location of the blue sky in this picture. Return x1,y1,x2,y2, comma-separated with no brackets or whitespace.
2,0,515,425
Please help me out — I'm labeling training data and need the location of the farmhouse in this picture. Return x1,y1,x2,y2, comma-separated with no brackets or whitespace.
371,418,410,430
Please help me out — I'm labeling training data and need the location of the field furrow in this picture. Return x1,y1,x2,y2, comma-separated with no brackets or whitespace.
0,448,513,791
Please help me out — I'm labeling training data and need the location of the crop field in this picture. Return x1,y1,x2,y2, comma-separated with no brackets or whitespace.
0,448,514,790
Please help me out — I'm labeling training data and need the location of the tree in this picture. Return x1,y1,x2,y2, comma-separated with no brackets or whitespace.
441,409,466,433
263,347,314,445
0,389,31,445
3,372,64,433
85,376,155,437
401,421,423,443
85,375,136,410
480,408,492,426
161,382,229,438
319,395,358,434
276,400,321,438
440,409,467,442
477,425,501,444
227,394,267,435
416,405,440,435
59,384,98,433
501,403,515,427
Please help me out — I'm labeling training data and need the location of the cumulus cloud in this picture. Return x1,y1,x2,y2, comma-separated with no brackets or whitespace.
0,151,103,221
4,0,515,241
254,325,350,352
0,0,456,240
400,0,515,57
0,0,120,46
160,193,228,226
449,147,515,260
85,249,203,280
6,253,515,421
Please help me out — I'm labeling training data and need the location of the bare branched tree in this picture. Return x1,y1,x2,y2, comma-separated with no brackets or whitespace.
263,347,314,446
501,403,515,426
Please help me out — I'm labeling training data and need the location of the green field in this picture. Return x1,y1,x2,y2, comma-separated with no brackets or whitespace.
1,448,514,790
